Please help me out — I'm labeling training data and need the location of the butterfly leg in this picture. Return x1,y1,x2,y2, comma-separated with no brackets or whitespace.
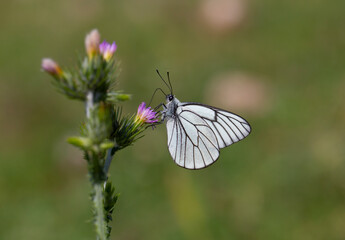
145,103,167,129
145,119,164,129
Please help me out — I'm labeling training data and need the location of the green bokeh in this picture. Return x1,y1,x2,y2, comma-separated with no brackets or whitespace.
1,0,345,239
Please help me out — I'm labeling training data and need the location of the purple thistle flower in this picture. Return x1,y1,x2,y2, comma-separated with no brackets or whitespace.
135,102,158,124
99,40,117,61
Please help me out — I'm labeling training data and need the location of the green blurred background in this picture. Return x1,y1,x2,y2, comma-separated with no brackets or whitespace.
1,0,345,239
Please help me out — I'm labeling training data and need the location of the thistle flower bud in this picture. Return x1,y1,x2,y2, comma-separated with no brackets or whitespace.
85,29,100,59
41,58,62,76
99,41,117,61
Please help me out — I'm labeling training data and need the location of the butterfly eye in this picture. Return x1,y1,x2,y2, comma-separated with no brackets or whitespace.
168,95,174,101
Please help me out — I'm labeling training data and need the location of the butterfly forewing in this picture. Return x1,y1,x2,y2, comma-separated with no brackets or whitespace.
166,101,251,170
181,103,251,148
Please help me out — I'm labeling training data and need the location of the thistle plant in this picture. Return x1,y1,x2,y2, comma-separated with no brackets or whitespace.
42,29,158,240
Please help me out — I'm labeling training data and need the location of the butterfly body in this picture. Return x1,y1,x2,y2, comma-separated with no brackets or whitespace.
161,94,251,170
162,94,180,120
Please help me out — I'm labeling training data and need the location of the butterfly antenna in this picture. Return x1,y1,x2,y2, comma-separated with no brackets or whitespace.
167,72,173,95
156,69,171,93
148,87,167,106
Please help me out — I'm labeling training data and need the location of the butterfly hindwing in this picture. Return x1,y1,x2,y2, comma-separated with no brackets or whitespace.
167,108,219,169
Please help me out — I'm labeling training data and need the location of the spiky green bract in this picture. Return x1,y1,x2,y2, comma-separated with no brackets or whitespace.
79,56,117,102
50,69,86,100
48,54,120,102
104,181,119,238
110,107,146,150
101,107,150,176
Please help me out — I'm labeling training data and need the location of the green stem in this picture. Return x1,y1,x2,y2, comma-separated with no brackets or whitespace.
86,91,108,239
93,183,107,240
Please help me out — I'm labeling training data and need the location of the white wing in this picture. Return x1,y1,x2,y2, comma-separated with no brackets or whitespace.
166,103,251,170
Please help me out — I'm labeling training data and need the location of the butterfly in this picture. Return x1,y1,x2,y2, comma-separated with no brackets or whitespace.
153,70,251,170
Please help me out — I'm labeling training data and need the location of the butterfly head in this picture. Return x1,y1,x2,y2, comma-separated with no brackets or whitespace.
166,94,174,103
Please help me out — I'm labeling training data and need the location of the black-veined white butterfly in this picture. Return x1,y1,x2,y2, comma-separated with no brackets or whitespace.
153,70,251,170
